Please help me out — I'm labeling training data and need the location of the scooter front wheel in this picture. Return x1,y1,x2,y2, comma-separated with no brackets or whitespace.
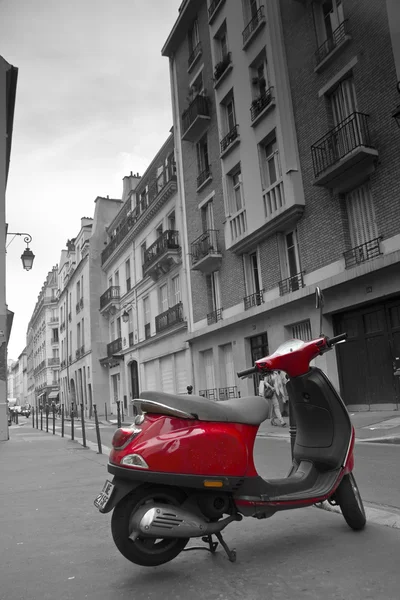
111,485,189,567
335,473,366,531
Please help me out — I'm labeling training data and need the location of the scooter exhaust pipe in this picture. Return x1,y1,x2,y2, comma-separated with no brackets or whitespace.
129,503,241,540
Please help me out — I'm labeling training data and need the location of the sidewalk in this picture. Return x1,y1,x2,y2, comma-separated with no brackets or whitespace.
257,409,400,443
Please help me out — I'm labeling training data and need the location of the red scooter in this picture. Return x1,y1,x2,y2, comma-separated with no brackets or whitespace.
95,291,366,567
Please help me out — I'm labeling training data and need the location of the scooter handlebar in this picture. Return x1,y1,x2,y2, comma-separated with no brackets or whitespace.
237,366,257,378
327,332,348,347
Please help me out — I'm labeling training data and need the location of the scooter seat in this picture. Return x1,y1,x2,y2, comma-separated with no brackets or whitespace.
137,390,270,426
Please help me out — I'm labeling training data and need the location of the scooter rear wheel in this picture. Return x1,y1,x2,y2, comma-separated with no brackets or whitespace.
111,485,189,567
335,473,366,531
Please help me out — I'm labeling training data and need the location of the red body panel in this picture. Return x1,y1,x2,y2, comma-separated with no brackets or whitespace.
256,337,327,377
110,414,259,477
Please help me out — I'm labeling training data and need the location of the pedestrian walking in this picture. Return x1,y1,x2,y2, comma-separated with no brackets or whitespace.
259,372,286,427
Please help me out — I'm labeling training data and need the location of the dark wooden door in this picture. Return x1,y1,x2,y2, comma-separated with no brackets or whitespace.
130,360,139,399
334,299,400,408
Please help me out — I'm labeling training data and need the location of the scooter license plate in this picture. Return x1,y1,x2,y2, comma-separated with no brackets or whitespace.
94,480,115,511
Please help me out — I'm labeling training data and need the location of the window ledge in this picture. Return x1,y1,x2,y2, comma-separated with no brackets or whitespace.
220,135,240,159
250,99,276,127
314,35,352,74
214,63,233,89
196,175,213,193
242,18,266,51
187,50,203,74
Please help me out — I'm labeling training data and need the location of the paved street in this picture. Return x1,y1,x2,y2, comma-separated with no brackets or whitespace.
1,427,400,600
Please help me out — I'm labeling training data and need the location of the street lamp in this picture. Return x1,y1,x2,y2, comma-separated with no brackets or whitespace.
122,310,130,323
6,232,35,270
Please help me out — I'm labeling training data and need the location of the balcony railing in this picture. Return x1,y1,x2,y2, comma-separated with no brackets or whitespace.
144,323,151,339
155,302,184,333
279,272,305,296
191,229,221,265
208,0,225,22
188,41,202,69
107,337,122,357
48,357,60,366
199,388,218,400
100,286,120,310
214,52,232,82
242,6,265,46
50,317,58,323
244,290,264,311
343,237,382,269
197,166,212,189
128,332,134,347
219,386,239,400
250,87,274,122
220,125,239,154
311,112,373,178
315,20,349,65
182,95,210,142
207,308,223,325
143,230,180,272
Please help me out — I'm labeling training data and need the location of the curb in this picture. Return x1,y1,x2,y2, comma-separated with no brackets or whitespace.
256,432,400,445
316,500,400,529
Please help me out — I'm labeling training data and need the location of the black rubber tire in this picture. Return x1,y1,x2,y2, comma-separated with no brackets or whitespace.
111,485,189,567
335,473,366,531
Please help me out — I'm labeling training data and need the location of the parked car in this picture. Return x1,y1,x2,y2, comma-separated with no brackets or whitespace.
20,406,31,418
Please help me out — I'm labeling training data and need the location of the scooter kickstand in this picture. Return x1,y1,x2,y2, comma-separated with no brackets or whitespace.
183,535,219,555
215,532,236,563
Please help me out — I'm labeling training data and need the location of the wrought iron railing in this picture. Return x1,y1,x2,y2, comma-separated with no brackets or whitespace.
220,124,239,153
214,52,232,82
311,112,373,177
155,302,184,333
315,20,349,65
343,237,382,269
279,272,305,296
144,323,151,339
188,41,202,68
191,229,221,265
250,86,274,121
100,286,120,309
199,388,218,400
244,290,264,311
242,5,265,45
143,230,180,272
208,0,225,21
207,308,223,325
182,95,210,135
48,357,60,366
219,386,239,400
107,337,122,357
197,167,212,188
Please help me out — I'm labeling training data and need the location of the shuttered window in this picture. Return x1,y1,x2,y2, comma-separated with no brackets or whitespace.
175,351,187,394
346,183,378,248
292,320,312,341
331,77,356,124
222,344,235,387
203,349,216,391
160,356,174,394
144,361,157,391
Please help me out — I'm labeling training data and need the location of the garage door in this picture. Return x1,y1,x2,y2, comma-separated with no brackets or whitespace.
160,356,174,394
144,361,157,391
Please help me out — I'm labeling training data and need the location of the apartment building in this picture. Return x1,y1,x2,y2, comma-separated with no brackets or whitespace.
99,135,191,416
16,349,27,406
58,202,122,418
26,267,60,408
163,0,400,410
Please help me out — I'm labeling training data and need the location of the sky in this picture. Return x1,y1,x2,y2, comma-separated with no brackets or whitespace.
1,0,182,360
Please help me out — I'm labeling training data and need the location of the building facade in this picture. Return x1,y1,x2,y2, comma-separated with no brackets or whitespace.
100,136,192,417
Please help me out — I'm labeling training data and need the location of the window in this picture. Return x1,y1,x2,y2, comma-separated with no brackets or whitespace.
114,270,120,288
243,251,262,298
141,241,147,272
221,343,235,389
116,317,122,339
108,277,112,288
214,21,229,61
53,369,60,384
251,53,269,98
156,223,163,238
188,18,200,56
168,211,176,232
225,97,236,132
140,187,148,212
330,77,357,125
196,135,210,186
156,165,164,192
77,323,81,349
76,281,81,302
160,284,168,313
111,373,120,404
143,296,151,339
201,349,216,394
52,329,59,344
208,271,221,312
201,199,214,232
279,229,302,292
291,320,312,341
314,0,345,47
190,71,204,101
260,134,281,190
172,275,181,304
228,167,244,213
81,318,85,347
346,183,378,248
125,259,131,292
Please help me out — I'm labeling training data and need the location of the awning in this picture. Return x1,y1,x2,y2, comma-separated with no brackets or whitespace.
48,392,59,400
37,392,46,400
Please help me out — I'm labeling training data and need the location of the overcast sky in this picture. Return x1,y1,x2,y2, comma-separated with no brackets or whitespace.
1,0,181,360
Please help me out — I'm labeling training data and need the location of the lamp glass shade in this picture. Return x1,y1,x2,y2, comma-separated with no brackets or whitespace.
122,310,130,323
21,247,35,271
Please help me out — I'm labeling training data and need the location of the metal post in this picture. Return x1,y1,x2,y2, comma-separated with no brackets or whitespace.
116,400,121,428
288,395,296,460
45,405,49,433
71,401,75,441
61,405,64,438
52,404,56,435
32,407,35,428
93,404,102,454
40,406,43,430
36,405,39,429
80,403,87,448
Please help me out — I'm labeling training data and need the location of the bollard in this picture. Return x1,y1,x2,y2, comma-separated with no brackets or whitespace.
40,407,43,431
45,405,49,433
93,404,102,454
187,385,193,395
32,407,34,428
71,401,75,441
52,405,56,435
80,403,87,448
121,404,124,424
61,404,65,438
288,390,296,460
15,411,18,425
105,402,108,422
116,400,121,428
36,406,39,429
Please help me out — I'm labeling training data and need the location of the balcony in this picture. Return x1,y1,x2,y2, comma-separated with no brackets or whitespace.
107,337,122,358
144,323,151,340
219,386,239,400
50,316,59,323
51,338,59,345
279,272,305,296
315,20,351,71
182,95,211,142
199,388,218,400
142,230,181,280
155,302,184,334
188,41,202,71
207,308,223,325
250,87,274,125
128,332,134,347
100,285,120,317
244,290,264,311
48,357,60,366
191,229,222,273
213,52,232,87
208,0,225,23
242,6,266,49
196,166,212,191
220,124,240,156
343,237,382,269
311,112,378,193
